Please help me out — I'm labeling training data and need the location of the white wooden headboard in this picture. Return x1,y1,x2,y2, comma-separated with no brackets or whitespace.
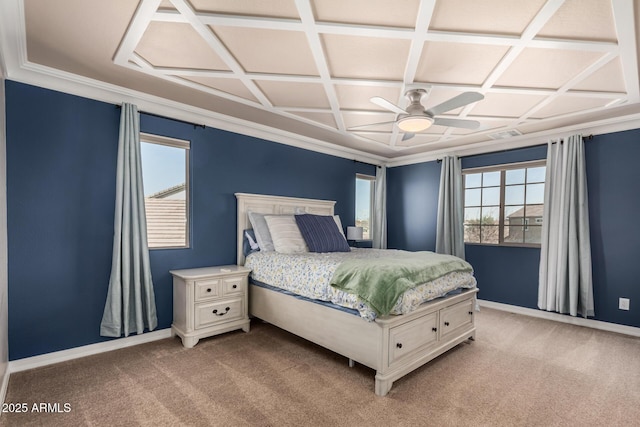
235,193,336,265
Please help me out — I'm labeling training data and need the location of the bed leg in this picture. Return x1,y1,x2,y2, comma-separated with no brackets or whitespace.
348,358,355,368
374,375,393,397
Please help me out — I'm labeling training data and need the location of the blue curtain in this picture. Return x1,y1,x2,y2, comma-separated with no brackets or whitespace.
372,165,387,249
100,103,158,337
538,134,594,317
436,156,465,259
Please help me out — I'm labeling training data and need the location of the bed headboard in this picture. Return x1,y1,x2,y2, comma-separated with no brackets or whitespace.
235,193,336,265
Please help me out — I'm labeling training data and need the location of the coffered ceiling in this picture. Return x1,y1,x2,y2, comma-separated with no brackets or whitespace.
2,0,640,164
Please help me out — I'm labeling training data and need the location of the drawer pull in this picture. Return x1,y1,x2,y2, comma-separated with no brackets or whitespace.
396,343,403,349
432,327,437,332
444,321,450,326
206,288,212,293
469,311,473,315
212,307,231,316
232,284,237,289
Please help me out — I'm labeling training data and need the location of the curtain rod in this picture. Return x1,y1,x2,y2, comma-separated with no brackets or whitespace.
551,134,594,144
353,159,381,168
115,105,205,129
449,134,595,161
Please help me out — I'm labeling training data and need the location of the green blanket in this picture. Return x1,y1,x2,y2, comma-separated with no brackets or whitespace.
330,251,473,316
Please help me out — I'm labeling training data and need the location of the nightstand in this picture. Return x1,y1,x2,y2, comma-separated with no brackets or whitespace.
348,240,373,248
170,265,251,348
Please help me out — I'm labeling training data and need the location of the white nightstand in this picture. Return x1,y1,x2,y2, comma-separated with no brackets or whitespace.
170,265,251,348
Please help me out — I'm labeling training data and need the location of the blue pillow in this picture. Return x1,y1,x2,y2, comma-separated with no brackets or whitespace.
294,214,351,253
243,229,260,257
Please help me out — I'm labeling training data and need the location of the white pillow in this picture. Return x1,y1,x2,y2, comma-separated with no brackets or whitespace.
247,211,275,252
333,215,346,238
264,215,308,254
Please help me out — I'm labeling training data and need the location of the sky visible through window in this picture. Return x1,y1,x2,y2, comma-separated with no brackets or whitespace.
141,142,185,197
355,178,371,221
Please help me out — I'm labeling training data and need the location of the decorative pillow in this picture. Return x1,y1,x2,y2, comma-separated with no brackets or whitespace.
294,214,351,253
247,211,275,252
264,215,308,254
242,229,260,257
295,209,345,238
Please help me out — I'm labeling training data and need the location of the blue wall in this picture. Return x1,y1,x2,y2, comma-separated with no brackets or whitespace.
387,160,440,251
388,140,640,329
5,81,375,360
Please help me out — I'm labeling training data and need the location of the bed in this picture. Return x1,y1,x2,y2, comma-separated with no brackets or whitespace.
235,192,478,396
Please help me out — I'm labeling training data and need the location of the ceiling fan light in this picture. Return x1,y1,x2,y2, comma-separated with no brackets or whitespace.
397,116,434,132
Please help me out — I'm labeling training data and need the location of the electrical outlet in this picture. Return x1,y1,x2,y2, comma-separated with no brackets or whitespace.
619,298,630,311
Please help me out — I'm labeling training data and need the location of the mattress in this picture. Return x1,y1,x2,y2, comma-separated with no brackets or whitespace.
245,248,477,321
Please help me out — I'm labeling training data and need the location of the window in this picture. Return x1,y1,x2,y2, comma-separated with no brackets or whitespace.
140,133,190,249
463,161,545,246
355,174,375,240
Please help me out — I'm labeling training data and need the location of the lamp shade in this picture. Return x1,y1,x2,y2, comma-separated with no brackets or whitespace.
346,226,363,240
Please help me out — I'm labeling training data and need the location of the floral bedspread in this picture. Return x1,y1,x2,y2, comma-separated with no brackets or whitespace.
244,248,477,321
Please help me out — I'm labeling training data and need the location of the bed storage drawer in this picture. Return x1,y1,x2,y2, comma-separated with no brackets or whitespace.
439,299,474,342
388,312,439,366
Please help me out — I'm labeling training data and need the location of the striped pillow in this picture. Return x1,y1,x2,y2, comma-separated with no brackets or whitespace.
295,214,351,253
264,215,308,254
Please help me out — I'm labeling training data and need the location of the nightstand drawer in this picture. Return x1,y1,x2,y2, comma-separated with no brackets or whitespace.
223,277,244,295
195,278,221,301
195,298,243,329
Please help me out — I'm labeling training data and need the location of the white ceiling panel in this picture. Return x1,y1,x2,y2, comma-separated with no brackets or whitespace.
7,0,640,162
429,0,547,35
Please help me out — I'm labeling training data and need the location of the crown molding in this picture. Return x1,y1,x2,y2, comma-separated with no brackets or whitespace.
0,2,385,166
2,0,640,169
386,112,640,167
12,60,387,166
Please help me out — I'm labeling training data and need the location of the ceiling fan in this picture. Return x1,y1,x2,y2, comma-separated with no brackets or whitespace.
349,89,484,140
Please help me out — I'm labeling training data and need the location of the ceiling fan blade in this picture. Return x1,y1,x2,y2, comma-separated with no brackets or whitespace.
370,96,407,115
433,117,481,129
426,92,484,116
401,132,415,141
347,121,397,131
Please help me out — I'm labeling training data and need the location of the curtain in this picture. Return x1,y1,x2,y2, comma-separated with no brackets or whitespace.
436,156,465,259
538,134,594,317
372,165,387,249
100,103,158,337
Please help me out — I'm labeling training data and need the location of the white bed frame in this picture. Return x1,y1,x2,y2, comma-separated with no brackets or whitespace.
236,193,478,396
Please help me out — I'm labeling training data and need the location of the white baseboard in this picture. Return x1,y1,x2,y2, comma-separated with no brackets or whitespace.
9,328,173,374
478,299,640,338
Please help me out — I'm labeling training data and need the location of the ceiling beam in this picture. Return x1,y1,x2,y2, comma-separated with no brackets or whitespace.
611,0,640,101
294,0,345,131
113,0,164,66
168,0,273,108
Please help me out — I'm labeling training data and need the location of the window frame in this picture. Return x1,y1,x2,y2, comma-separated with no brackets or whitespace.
462,159,546,248
355,173,376,241
140,132,191,250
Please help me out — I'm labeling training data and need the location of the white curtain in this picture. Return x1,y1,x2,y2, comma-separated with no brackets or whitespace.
538,134,594,318
372,165,387,249
436,156,465,259
100,103,158,337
